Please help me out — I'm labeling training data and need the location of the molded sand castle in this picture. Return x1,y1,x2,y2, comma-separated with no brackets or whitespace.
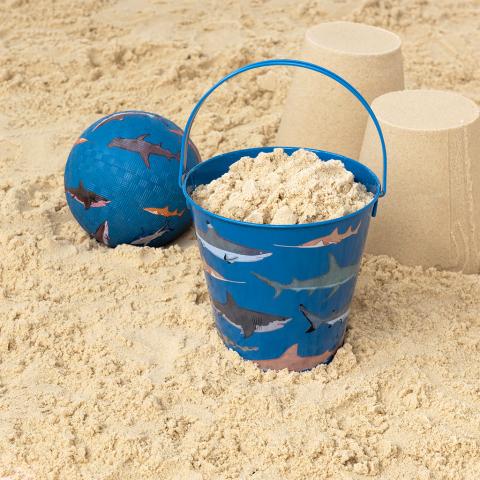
360,89,480,272
1,2,480,479
277,21,405,158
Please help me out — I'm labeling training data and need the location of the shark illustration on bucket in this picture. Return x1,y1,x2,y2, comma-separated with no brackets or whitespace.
252,253,359,298
212,292,292,338
202,258,246,284
254,343,336,371
196,222,272,263
108,134,179,168
299,304,350,333
217,331,259,352
275,223,361,248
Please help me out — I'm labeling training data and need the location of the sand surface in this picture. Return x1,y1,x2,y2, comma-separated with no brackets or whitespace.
1,1,480,479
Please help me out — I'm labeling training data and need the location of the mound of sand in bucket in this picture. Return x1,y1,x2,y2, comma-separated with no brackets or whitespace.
192,148,373,224
276,21,404,159
360,89,480,273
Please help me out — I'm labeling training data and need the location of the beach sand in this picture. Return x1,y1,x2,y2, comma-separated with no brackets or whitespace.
1,1,479,478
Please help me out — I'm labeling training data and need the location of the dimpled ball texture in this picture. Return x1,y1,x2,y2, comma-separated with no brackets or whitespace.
64,111,200,247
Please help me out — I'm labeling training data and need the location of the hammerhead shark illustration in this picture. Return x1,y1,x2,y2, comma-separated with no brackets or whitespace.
92,111,157,131
197,222,272,263
108,134,179,168
275,223,361,248
212,292,292,338
92,221,109,246
130,221,174,246
143,206,185,217
252,254,359,298
299,304,350,333
66,180,110,209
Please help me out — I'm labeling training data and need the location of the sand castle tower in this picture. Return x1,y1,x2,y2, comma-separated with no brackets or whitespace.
360,90,480,273
276,21,404,159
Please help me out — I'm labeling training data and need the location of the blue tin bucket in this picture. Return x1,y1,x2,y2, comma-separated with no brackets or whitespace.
179,59,387,371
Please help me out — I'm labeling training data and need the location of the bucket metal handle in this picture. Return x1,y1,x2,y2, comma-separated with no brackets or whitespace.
179,59,387,197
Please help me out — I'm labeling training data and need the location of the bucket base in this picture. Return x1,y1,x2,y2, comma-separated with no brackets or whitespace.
218,329,346,372
253,342,339,372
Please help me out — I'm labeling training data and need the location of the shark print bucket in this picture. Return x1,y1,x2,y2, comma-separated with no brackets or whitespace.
179,60,388,371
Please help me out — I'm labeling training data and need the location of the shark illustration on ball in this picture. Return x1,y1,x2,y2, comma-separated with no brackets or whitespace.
131,221,174,246
108,134,179,168
92,111,157,131
92,220,110,246
252,254,360,298
196,222,272,263
160,118,201,161
73,137,88,146
66,180,110,210
143,206,185,217
212,292,291,338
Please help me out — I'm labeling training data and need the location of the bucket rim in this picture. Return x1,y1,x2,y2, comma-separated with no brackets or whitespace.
182,146,381,230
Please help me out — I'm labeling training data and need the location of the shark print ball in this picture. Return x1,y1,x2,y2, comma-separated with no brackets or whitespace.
64,111,200,247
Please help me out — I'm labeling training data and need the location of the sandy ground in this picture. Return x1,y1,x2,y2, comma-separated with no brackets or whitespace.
1,0,480,479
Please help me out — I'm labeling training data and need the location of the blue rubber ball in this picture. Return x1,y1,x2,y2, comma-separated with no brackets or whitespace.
64,111,200,247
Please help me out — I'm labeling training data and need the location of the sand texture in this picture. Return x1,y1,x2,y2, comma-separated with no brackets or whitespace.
1,1,480,479
192,148,373,224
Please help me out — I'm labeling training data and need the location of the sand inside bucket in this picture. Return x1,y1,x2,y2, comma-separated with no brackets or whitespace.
192,148,374,224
